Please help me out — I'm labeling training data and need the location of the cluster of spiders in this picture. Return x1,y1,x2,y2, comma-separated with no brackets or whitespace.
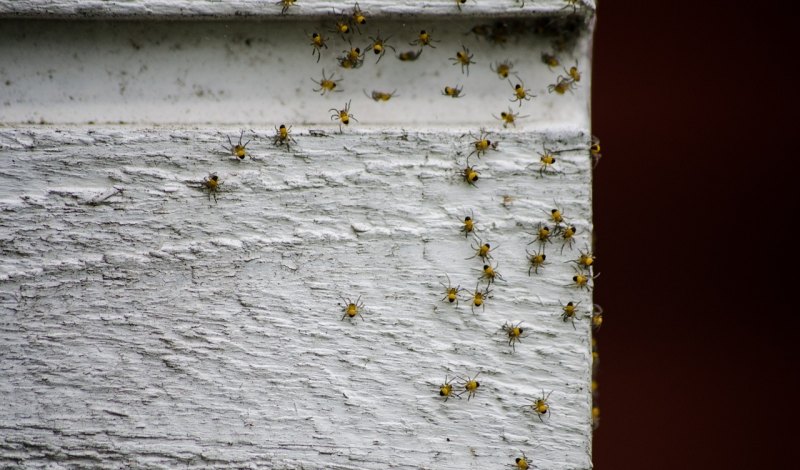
436,371,551,427
540,51,583,95
292,0,593,139
445,203,598,334
432,184,600,447
192,126,298,202
202,127,596,205
437,371,556,426
207,3,597,459
436,372,482,401
458,132,598,197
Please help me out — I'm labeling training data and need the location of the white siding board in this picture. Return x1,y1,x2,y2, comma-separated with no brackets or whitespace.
0,127,594,469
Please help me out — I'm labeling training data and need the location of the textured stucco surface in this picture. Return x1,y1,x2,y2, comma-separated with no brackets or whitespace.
0,127,594,469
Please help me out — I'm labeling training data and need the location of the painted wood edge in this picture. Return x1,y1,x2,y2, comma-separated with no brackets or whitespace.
0,0,596,20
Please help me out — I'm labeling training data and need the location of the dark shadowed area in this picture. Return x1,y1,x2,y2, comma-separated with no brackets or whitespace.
591,0,799,468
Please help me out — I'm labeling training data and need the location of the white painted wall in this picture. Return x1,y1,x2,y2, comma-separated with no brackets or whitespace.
0,2,595,469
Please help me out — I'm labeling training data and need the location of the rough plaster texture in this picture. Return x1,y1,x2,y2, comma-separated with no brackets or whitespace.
0,127,594,469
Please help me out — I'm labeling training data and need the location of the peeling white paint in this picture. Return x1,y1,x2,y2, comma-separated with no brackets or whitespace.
0,127,594,469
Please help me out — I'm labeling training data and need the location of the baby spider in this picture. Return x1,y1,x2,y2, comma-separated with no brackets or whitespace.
570,247,595,269
311,69,342,95
203,174,222,203
470,283,492,313
560,225,577,254
592,304,603,330
450,45,475,75
273,124,297,150
528,223,553,247
308,32,328,63
493,107,528,128
467,239,496,262
329,11,352,39
509,80,534,107
526,248,548,275
338,45,364,69
364,89,397,102
564,61,581,82
455,0,469,11
480,262,504,285
590,135,602,167
515,451,530,470
461,210,476,238
440,274,465,307
276,0,295,15
571,268,600,291
223,130,252,160
461,158,480,186
340,295,366,321
443,85,465,98
560,301,581,329
397,49,423,61
546,203,567,228
458,372,481,400
439,375,461,402
468,129,498,158
410,29,438,48
351,2,367,33
526,390,553,422
541,52,560,69
502,321,528,352
548,76,577,95
369,33,396,64
537,146,557,176
490,60,515,79
330,100,357,133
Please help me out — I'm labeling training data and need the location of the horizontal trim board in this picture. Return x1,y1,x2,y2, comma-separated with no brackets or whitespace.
0,16,592,127
0,1,596,20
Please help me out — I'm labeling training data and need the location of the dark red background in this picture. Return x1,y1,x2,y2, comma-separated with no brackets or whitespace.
591,1,799,468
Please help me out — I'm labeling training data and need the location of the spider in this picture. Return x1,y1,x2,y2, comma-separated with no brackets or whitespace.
526,390,553,422
502,321,528,352
439,375,461,401
202,174,222,203
466,239,496,262
440,274,465,307
458,372,481,400
222,130,252,160
340,295,366,321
